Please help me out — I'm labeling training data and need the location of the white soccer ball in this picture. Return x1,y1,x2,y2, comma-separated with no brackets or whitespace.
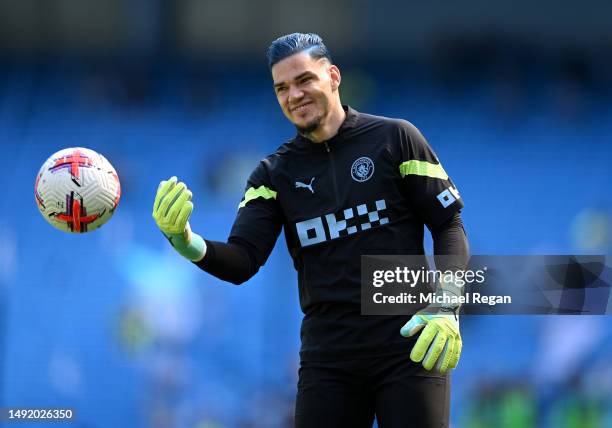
34,147,121,233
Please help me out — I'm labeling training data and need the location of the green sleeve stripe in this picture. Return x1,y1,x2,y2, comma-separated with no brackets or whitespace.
238,185,277,209
399,160,449,180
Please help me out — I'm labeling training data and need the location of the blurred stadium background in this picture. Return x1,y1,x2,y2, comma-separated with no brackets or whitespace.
0,1,611,427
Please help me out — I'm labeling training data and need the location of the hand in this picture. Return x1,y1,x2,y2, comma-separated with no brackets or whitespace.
153,176,193,236
400,310,462,374
152,176,205,261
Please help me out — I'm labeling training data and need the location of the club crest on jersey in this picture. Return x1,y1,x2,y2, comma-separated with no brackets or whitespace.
351,157,374,182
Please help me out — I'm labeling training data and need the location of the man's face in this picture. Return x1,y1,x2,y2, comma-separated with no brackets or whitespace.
271,51,340,134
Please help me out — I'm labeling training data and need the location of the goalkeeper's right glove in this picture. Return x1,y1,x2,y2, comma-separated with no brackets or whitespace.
152,176,206,262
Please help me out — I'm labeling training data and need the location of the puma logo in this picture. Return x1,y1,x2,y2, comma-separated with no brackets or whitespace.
295,177,315,194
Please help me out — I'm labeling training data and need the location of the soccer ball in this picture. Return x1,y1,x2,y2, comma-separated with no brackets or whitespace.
34,147,121,233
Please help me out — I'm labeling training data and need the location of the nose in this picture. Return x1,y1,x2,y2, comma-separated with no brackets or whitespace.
288,85,304,103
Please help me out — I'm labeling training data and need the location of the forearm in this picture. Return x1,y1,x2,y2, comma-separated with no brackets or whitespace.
429,212,470,309
194,238,261,285
402,213,468,372
431,212,469,271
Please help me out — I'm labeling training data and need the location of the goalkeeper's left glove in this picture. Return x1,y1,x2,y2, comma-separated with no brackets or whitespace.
400,307,462,374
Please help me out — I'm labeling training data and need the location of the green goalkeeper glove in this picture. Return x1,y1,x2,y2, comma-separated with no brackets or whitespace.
152,176,206,262
400,308,462,374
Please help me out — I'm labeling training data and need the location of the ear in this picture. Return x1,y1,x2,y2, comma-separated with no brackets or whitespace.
329,64,341,92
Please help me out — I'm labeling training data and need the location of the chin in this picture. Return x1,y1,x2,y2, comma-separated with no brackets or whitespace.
295,119,321,135
301,109,321,122
292,109,313,121
293,115,314,127
295,117,314,128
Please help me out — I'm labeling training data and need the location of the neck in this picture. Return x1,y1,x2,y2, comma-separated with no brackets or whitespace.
304,102,346,143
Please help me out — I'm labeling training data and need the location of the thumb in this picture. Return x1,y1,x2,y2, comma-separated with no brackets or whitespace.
400,315,427,337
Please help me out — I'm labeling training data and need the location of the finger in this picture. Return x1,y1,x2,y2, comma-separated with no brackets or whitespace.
410,323,437,363
437,338,454,374
174,201,193,232
167,189,192,226
423,332,447,371
154,176,177,213
159,181,186,218
400,315,426,337
449,336,462,369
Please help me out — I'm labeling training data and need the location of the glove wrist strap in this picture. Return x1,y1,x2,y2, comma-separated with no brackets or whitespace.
422,277,463,320
165,229,207,262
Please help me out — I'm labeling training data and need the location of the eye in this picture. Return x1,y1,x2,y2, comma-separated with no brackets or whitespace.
300,76,312,84
275,86,287,94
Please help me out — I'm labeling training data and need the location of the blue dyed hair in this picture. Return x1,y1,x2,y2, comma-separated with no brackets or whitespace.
266,33,332,69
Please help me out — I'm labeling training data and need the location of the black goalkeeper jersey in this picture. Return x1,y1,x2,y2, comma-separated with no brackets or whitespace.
226,106,463,361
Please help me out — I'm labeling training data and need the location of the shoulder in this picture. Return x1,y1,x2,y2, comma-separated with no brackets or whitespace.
353,110,424,140
354,109,411,128
260,140,294,169
353,111,434,161
247,140,294,184
365,114,428,148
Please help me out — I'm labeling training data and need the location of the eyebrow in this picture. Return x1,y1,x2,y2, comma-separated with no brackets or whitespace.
273,71,315,89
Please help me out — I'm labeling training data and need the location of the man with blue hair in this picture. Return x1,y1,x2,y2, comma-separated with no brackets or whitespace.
153,32,468,427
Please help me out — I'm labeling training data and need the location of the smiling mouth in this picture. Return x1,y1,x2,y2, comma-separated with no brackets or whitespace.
291,102,313,113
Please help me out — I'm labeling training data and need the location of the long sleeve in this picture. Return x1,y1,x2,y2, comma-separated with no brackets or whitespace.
194,238,261,285
431,212,469,272
193,158,283,285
